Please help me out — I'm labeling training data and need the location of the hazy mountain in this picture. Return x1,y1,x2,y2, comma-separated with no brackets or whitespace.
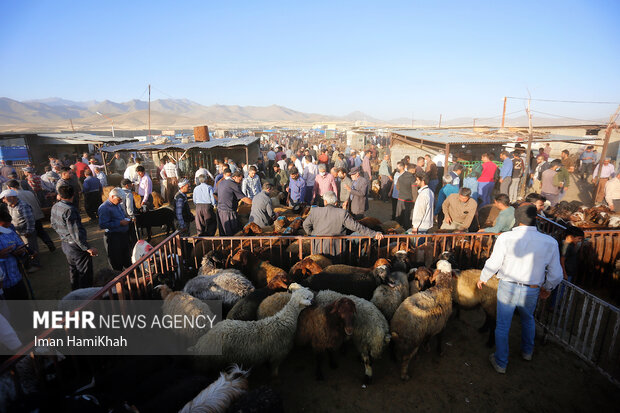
0,97,608,131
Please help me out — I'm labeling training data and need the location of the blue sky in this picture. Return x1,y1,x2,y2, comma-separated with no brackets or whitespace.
0,0,618,121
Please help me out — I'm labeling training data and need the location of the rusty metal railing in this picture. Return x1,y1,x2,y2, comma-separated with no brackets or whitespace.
0,231,183,400
536,280,620,384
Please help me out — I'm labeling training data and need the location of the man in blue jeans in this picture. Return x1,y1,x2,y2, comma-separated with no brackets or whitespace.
477,204,563,373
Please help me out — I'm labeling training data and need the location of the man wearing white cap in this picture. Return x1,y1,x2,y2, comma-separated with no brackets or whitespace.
175,179,194,232
98,188,133,271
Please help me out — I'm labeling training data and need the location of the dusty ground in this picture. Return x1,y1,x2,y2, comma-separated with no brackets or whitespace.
26,177,619,412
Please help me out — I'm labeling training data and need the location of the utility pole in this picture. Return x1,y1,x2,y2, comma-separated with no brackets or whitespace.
522,99,533,197
438,114,442,128
69,119,75,132
501,96,507,128
148,84,151,139
473,118,477,128
594,105,620,200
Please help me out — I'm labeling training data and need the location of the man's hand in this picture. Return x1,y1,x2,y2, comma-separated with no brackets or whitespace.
445,216,452,224
0,246,14,258
410,228,418,234
120,220,130,226
499,178,503,183
344,185,351,190
87,248,98,257
539,288,551,300
477,280,486,289
374,233,384,241
12,245,26,256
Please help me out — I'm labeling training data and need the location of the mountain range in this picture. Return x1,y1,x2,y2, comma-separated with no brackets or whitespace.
0,97,606,132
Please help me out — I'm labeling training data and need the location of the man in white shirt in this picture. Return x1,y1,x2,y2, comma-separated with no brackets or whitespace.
410,172,434,234
194,165,213,184
303,156,319,204
193,174,217,236
593,158,616,204
163,158,180,205
605,176,620,211
477,204,563,374
124,158,142,189
136,166,153,210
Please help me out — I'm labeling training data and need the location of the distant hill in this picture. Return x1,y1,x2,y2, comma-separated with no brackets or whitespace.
0,97,607,131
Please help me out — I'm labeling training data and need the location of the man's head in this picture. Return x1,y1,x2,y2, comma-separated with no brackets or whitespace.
536,155,545,164
417,156,425,167
424,154,432,162
561,150,569,159
415,171,429,187
84,168,93,177
108,188,125,205
89,158,97,164
58,185,74,201
350,166,361,180
458,187,472,203
121,178,132,189
586,145,593,152
290,167,300,179
337,168,347,179
550,159,562,170
499,151,509,160
305,155,312,163
273,163,280,172
114,153,121,159
322,191,338,206
525,193,546,212
248,166,257,178
396,161,404,172
178,179,190,193
604,157,611,166
481,153,489,162
231,171,244,183
383,154,389,161
6,180,20,191
318,164,327,176
564,225,585,244
60,167,72,180
262,182,273,193
403,155,410,164
136,165,145,177
330,167,338,178
453,164,464,175
82,152,89,158
493,193,510,210
514,204,537,226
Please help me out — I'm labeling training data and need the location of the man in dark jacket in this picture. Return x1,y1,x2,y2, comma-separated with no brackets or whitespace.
214,171,252,235
396,163,416,229
175,179,194,233
303,191,383,256
345,166,369,219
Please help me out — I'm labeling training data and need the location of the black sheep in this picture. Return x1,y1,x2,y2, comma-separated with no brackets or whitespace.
135,207,175,241
300,266,390,300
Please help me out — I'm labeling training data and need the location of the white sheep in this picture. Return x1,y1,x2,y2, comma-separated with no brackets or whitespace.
156,285,216,343
390,260,453,381
311,288,391,384
183,269,255,308
371,271,409,321
256,292,292,320
191,284,314,377
178,364,249,413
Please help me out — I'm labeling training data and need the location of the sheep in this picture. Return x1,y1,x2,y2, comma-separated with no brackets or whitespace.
390,260,454,381
183,269,255,310
192,284,314,377
58,268,121,311
370,271,409,321
178,364,249,413
198,250,227,276
257,292,292,319
227,249,289,288
452,269,499,347
313,290,391,384
227,385,284,413
225,272,290,321
289,256,330,282
358,216,383,231
408,266,433,295
295,297,357,380
299,261,391,300
156,285,216,342
391,250,411,273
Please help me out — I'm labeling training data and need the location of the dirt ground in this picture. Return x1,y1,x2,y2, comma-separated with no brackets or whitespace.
26,181,620,412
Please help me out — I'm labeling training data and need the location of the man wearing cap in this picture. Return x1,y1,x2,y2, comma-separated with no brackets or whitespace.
6,179,55,252
51,185,98,290
303,191,383,256
593,158,616,203
215,171,252,236
98,188,133,271
175,179,194,233
249,182,278,228
1,188,38,271
313,163,338,206
478,204,563,374
343,166,369,219
57,167,81,210
136,166,153,210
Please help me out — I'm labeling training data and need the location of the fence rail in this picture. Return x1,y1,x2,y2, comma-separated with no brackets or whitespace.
536,280,620,383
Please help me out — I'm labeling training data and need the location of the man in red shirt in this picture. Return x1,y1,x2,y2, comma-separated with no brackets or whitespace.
312,163,338,206
477,153,498,208
318,150,329,166
74,157,89,183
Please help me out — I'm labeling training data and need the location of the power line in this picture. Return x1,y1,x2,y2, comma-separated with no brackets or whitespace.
506,96,619,105
530,110,605,124
476,109,524,120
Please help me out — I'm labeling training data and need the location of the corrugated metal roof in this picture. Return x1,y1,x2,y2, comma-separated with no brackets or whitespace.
36,133,138,145
391,128,598,145
100,135,260,153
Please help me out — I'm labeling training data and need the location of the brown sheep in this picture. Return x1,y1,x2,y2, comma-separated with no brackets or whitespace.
241,222,262,236
408,267,433,295
295,298,357,380
358,217,383,232
227,249,290,288
452,269,499,347
289,257,326,283
390,260,453,381
102,185,142,208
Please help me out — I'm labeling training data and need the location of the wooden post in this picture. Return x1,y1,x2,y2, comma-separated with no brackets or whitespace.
438,114,442,128
101,146,109,176
594,105,620,199
522,99,534,197
501,97,507,129
148,84,151,139
444,143,450,177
